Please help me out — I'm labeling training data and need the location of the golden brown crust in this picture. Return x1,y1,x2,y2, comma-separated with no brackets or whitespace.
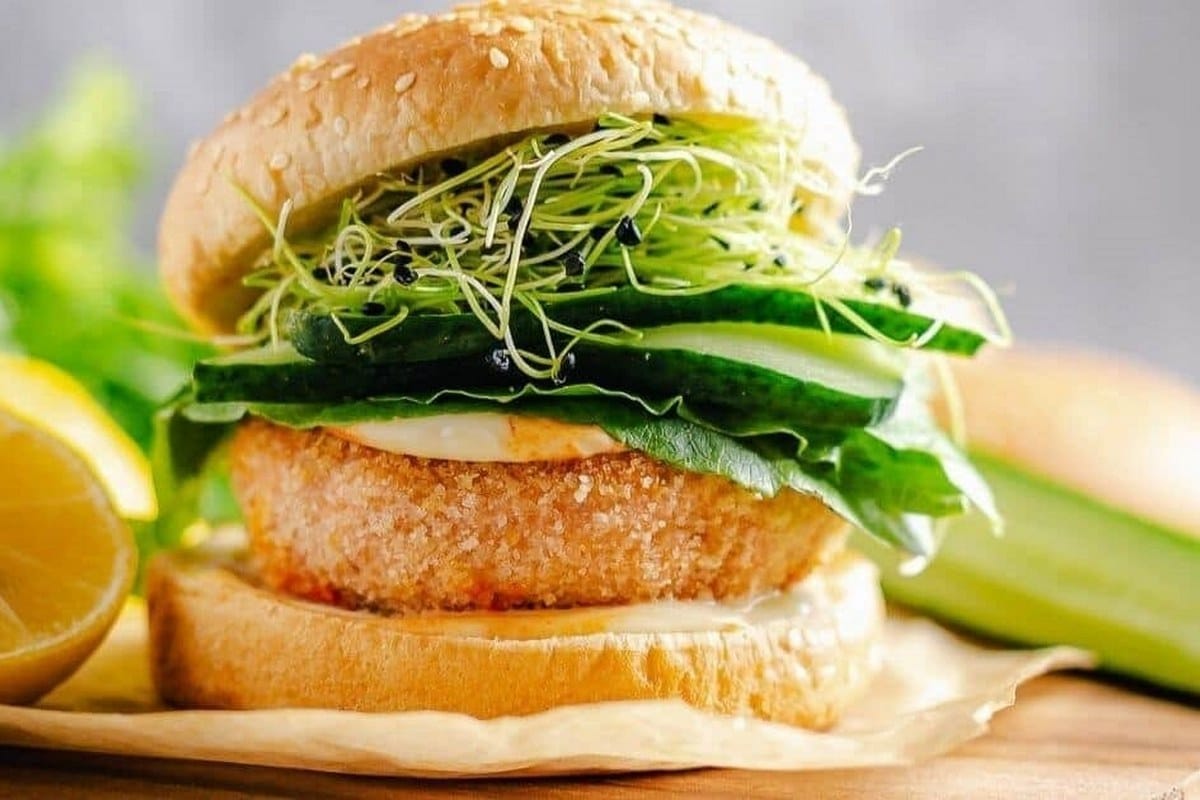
230,419,850,612
939,347,1200,536
158,0,860,332
147,548,884,726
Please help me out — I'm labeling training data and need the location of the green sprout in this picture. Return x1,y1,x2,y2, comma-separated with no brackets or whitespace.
238,113,1008,379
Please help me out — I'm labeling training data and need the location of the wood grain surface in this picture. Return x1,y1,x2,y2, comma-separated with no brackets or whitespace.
0,674,1196,799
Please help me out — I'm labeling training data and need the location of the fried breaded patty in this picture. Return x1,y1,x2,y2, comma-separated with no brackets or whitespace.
231,418,849,612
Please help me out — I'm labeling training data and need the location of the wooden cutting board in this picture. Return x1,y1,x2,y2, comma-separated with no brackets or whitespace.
1,674,1196,799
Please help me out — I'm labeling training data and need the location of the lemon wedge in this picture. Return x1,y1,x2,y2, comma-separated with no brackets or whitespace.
0,408,137,705
0,353,155,520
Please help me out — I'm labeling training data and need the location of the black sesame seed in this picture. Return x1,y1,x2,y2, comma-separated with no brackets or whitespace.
652,112,671,127
311,266,333,282
893,284,913,308
600,163,623,178
772,252,789,268
863,276,887,292
712,237,731,251
441,157,467,177
702,201,720,216
542,132,570,147
563,251,586,276
749,199,765,212
504,195,524,217
614,216,643,247
589,225,609,241
361,301,386,316
486,347,513,375
393,264,418,285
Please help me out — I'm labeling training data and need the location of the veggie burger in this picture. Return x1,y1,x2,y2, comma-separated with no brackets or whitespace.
148,0,1004,727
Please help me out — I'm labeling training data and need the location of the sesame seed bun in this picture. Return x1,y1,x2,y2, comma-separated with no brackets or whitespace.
230,419,850,612
940,347,1200,536
147,547,884,726
158,0,859,333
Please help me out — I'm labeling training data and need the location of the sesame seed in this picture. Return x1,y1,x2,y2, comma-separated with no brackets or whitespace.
393,14,429,35
621,28,645,47
615,216,643,247
393,264,418,285
563,251,585,276
469,19,503,36
297,74,319,92
394,72,416,94
258,105,287,127
268,152,291,170
333,116,349,137
330,63,356,80
292,52,321,71
508,15,534,32
489,47,510,69
355,74,371,90
597,9,634,23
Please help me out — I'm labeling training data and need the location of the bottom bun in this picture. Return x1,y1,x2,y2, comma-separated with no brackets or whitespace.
147,549,884,728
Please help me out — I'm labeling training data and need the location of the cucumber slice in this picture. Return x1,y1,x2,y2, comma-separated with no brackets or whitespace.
857,453,1200,693
635,323,905,403
291,285,985,364
193,327,904,430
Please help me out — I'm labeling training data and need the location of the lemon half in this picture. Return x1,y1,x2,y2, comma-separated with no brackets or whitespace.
0,353,156,520
0,355,144,705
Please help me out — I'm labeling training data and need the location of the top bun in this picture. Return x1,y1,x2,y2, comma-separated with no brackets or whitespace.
943,347,1200,537
158,0,860,333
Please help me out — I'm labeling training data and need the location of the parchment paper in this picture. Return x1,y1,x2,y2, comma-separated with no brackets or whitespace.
0,603,1090,778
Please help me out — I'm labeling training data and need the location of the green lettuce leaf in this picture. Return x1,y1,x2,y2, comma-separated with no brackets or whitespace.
154,380,994,559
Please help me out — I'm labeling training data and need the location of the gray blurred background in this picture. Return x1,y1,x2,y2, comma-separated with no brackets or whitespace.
2,0,1196,380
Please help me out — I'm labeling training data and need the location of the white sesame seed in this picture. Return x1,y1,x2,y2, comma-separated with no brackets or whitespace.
258,105,287,127
333,116,349,137
268,152,291,170
621,28,645,47
508,15,534,32
292,52,321,71
393,14,429,36
393,72,416,94
597,9,634,23
489,47,510,69
468,20,492,35
330,63,356,80
297,74,319,92
355,74,371,90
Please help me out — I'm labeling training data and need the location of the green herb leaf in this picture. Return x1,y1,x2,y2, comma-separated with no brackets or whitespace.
155,380,992,557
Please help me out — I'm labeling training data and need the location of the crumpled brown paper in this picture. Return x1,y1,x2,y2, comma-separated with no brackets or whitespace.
0,602,1091,777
